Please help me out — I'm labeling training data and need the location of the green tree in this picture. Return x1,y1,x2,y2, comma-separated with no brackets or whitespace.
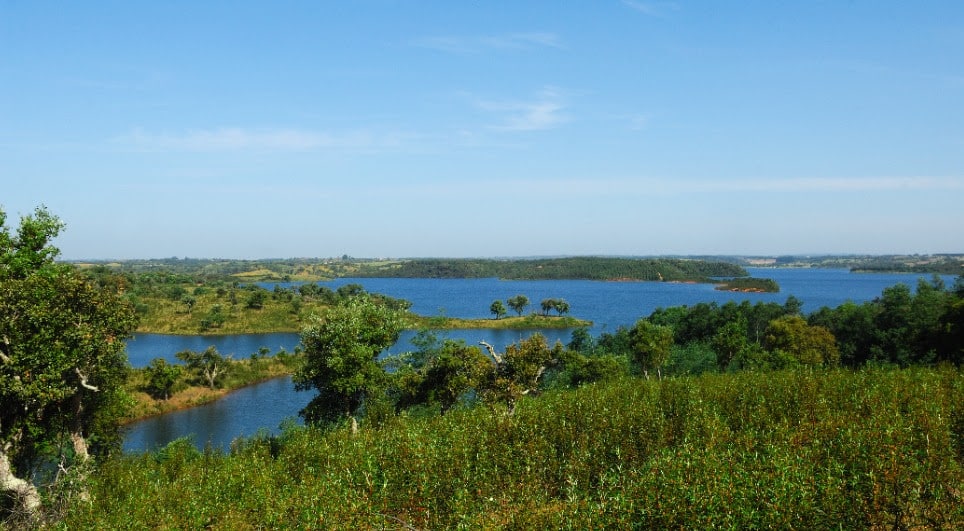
567,327,594,353
553,298,570,316
246,288,268,309
479,334,561,413
176,346,230,389
395,340,490,414
712,319,748,371
294,297,403,428
540,298,554,316
629,319,673,379
490,299,507,320
763,315,840,366
506,294,529,316
0,207,137,519
144,358,182,400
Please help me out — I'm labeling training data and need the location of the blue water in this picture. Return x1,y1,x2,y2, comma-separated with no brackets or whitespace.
123,268,952,452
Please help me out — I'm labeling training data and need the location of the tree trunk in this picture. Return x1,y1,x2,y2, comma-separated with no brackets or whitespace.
0,448,41,519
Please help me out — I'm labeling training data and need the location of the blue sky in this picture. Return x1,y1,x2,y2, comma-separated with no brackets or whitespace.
2,1,963,259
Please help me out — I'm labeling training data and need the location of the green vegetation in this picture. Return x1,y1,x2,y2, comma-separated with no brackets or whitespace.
739,253,964,275
714,276,780,292
5,208,963,527
0,207,137,524
352,256,750,281
61,367,963,529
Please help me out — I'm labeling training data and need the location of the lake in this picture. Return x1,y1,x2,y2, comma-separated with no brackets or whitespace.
122,268,952,452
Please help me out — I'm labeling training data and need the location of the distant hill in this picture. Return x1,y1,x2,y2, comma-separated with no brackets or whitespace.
351,257,748,282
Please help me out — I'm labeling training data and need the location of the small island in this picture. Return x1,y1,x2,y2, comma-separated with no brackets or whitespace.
714,277,780,293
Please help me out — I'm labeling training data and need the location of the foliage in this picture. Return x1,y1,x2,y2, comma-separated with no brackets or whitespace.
176,347,230,390
489,299,506,320
0,206,138,522
808,275,962,367
62,367,964,529
478,334,563,413
506,294,529,316
628,318,673,378
144,358,182,400
539,297,570,316
393,338,491,414
763,315,840,367
714,276,780,292
352,256,750,281
294,297,404,426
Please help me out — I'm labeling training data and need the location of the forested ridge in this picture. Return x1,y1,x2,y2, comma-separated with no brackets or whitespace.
352,256,749,281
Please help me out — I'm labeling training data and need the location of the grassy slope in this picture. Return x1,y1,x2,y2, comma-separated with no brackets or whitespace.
67,367,963,528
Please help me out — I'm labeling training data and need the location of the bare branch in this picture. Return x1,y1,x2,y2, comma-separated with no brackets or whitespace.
74,368,99,392
479,341,503,365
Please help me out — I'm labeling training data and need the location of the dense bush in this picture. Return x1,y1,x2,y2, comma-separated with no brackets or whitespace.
62,367,963,529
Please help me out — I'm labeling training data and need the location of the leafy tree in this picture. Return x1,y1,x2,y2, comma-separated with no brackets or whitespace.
506,294,529,316
490,299,507,320
553,299,570,316
559,350,628,387
599,326,632,355
479,334,561,413
0,207,137,519
176,346,230,389
808,301,877,367
937,297,964,365
145,358,182,400
336,283,365,300
629,319,673,379
199,304,226,331
294,297,403,428
712,319,749,371
567,327,594,353
246,288,268,309
540,297,570,316
395,340,490,414
763,315,840,366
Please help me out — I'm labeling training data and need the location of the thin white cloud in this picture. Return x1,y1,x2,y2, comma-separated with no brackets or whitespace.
475,88,569,132
413,32,564,54
371,176,964,201
622,1,679,17
113,127,414,152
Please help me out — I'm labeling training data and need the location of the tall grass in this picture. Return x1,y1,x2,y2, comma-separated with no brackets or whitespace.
61,366,963,529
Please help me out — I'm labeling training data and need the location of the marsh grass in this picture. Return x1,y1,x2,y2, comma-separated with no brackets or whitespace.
64,367,963,529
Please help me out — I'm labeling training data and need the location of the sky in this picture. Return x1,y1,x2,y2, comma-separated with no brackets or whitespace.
1,1,963,259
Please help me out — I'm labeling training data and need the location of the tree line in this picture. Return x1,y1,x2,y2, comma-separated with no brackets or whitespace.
352,256,750,281
488,294,570,319
292,273,964,433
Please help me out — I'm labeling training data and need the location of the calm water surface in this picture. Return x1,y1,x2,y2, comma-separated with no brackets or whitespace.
123,269,951,452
